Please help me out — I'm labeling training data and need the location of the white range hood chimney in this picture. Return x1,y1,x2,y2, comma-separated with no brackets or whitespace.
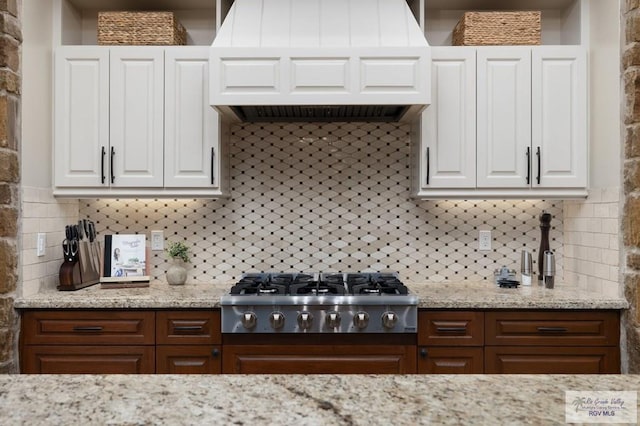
210,0,430,122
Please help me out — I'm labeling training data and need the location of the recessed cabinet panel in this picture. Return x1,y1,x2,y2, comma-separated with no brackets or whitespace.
532,47,587,188
54,47,109,187
477,47,532,188
110,48,164,187
164,47,220,188
421,47,476,188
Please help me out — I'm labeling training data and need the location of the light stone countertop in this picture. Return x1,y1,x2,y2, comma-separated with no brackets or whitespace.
0,374,638,425
14,280,628,310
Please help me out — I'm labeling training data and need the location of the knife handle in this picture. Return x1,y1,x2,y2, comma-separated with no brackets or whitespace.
101,146,106,184
110,147,115,184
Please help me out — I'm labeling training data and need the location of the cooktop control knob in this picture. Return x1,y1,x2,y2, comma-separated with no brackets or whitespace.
269,311,285,330
297,311,313,330
381,311,398,329
353,311,369,330
241,312,257,330
325,311,341,329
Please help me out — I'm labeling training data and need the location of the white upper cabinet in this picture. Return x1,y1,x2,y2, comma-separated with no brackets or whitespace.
109,48,164,188
476,47,532,188
54,46,229,197
412,46,587,199
413,47,476,191
532,47,587,189
53,47,109,188
413,0,589,199
52,1,230,198
164,47,223,189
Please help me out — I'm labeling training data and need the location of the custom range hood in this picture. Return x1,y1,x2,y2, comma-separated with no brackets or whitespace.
210,0,430,122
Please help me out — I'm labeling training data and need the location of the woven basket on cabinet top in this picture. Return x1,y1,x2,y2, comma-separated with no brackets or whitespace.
452,11,541,46
98,11,187,46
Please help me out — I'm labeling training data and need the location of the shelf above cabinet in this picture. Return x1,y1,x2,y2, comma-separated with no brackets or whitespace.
54,0,231,46
423,0,586,46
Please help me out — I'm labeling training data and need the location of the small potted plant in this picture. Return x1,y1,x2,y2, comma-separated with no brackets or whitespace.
166,241,190,285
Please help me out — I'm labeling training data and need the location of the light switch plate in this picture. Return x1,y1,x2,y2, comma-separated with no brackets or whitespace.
37,233,46,257
478,230,492,251
151,230,164,251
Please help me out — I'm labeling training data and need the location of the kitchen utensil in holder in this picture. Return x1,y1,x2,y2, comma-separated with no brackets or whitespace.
542,250,556,289
58,240,102,291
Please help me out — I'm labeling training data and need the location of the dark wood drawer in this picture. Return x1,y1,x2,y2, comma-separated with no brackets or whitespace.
418,347,483,374
485,310,619,346
485,346,620,374
21,345,155,374
418,310,484,346
156,310,221,345
21,310,155,345
156,345,221,374
222,345,416,374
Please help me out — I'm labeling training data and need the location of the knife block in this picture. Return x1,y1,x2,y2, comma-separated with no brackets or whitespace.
57,241,102,291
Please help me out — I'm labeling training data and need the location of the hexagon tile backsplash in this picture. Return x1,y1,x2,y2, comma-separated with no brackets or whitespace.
80,122,563,284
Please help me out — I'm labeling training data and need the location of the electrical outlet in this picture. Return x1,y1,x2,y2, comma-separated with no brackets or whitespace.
151,230,164,251
478,230,492,251
36,233,46,257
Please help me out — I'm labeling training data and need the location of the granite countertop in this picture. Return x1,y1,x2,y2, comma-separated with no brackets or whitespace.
14,280,629,310
1,374,638,425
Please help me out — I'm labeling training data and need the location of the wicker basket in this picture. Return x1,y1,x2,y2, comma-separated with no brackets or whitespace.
452,11,541,46
98,11,187,46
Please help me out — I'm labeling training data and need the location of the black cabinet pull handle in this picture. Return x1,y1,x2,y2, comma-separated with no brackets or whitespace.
101,146,106,184
536,146,541,185
537,326,568,333
210,147,215,185
525,146,531,185
110,147,115,184
420,348,427,358
211,348,220,357
425,147,430,186
436,326,467,333
173,325,204,332
72,326,103,332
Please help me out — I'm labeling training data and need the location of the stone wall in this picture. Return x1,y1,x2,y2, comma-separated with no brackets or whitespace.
624,0,640,373
0,0,19,374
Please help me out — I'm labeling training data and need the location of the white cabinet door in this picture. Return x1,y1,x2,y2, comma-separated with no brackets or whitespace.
532,46,587,188
109,48,164,187
421,47,476,189
164,47,220,188
477,47,532,188
54,47,109,187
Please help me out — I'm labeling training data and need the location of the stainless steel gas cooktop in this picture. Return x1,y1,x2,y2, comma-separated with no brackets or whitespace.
220,272,418,334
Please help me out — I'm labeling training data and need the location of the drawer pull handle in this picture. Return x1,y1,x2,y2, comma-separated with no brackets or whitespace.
173,326,204,332
420,348,428,358
436,327,467,333
72,326,103,332
211,348,220,357
537,326,568,333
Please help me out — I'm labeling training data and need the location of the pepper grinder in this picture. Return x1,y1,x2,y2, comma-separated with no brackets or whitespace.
543,250,556,289
538,211,552,284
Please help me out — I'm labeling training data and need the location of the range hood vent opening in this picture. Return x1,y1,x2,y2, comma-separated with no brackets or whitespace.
210,0,431,123
230,105,411,123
